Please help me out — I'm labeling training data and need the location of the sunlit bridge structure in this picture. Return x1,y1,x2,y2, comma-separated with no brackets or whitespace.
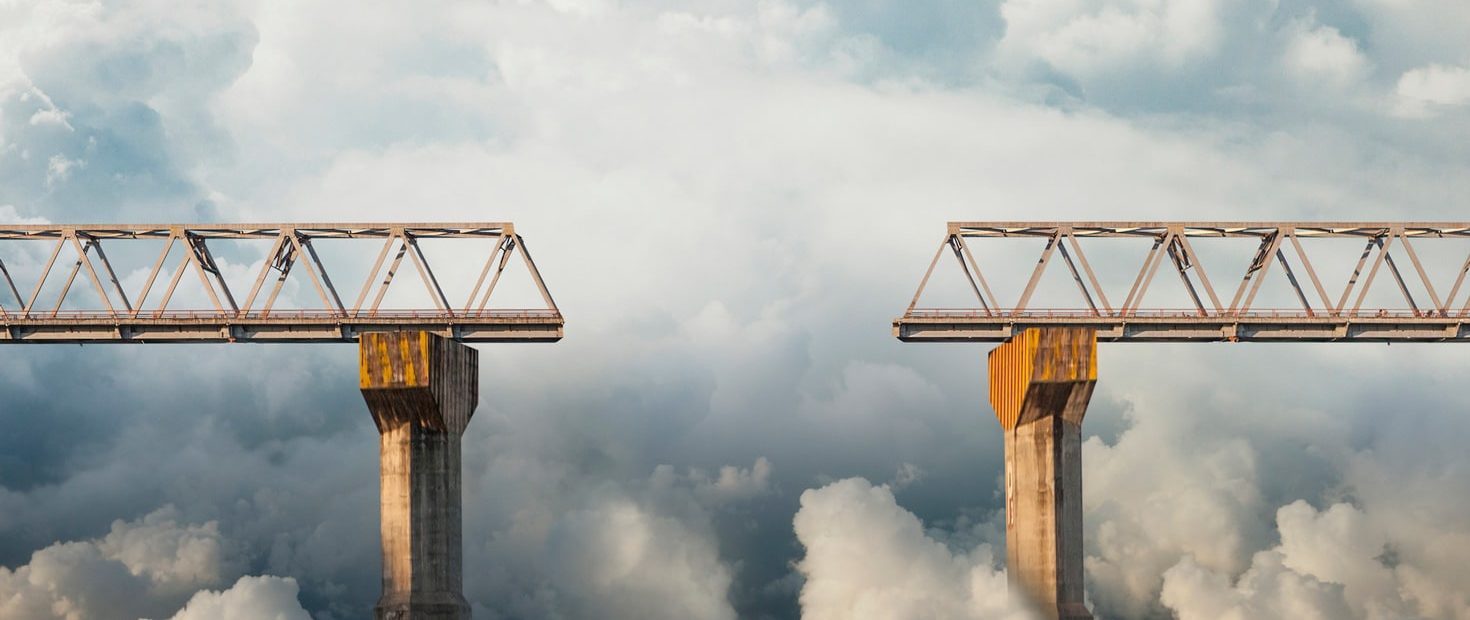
895,221,1470,620
0,222,563,620
0,222,562,343
898,222,1470,342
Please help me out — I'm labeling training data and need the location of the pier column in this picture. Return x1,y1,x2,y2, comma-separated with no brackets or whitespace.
360,331,478,620
989,327,1096,620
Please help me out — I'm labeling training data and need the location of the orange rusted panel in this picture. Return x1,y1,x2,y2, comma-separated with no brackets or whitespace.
987,327,1097,430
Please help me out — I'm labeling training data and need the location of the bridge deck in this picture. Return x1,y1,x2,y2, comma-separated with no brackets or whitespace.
0,310,564,343
895,310,1468,342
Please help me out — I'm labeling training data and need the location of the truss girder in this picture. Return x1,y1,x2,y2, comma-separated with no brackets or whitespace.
0,223,562,343
896,222,1470,343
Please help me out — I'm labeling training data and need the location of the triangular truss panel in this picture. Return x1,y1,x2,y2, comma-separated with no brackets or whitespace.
898,222,1470,343
0,223,562,343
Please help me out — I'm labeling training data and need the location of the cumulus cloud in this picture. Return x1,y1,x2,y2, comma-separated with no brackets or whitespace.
163,575,310,620
1159,500,1440,619
1281,21,1370,87
1395,63,1470,116
0,506,306,620
1078,345,1470,619
793,478,1033,620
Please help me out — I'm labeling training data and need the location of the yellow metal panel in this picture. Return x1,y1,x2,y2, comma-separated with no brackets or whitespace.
987,328,1096,430
361,331,434,389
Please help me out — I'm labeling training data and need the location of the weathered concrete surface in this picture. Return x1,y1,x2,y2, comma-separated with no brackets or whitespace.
989,327,1096,620
360,331,478,620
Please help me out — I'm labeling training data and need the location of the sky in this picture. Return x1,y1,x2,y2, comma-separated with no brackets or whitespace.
1,0,1469,618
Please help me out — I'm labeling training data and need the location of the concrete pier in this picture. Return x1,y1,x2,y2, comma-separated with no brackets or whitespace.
360,331,478,620
988,327,1096,620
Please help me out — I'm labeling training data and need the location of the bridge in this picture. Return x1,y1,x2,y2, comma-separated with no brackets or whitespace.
897,222,1470,342
0,223,562,342
0,222,562,619
895,221,1470,620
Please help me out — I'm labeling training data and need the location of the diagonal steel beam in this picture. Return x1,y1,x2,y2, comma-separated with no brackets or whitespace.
475,236,516,312
1233,230,1284,313
1335,238,1378,314
404,235,451,314
954,235,998,315
69,235,118,317
1124,231,1175,315
86,237,132,313
1444,248,1470,317
241,233,289,313
132,235,178,317
355,233,399,314
1350,235,1395,315
1275,248,1314,316
23,237,66,318
948,236,993,314
1014,232,1060,313
906,237,949,315
297,237,345,315
1166,235,1207,316
465,234,507,313
1057,236,1099,315
1063,234,1113,315
1175,234,1222,314
371,234,410,313
286,232,343,315
1395,232,1442,313
0,258,23,310
514,234,560,313
1286,232,1333,314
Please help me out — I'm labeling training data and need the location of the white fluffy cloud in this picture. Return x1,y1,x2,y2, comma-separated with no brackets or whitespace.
793,478,1032,620
1395,63,1470,116
1078,344,1470,619
0,506,306,620
1160,500,1450,619
1282,21,1370,87
998,0,1229,76
164,576,310,620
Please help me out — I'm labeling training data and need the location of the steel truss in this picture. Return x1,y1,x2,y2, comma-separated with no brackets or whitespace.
0,223,562,343
896,222,1470,342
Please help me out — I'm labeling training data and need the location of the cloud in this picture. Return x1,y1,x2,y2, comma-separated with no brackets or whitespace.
0,505,307,620
1078,345,1470,619
793,478,1033,620
1161,550,1352,620
1,1,1469,619
1281,21,1370,87
542,495,737,620
998,0,1229,76
163,575,310,620
1160,500,1434,619
1395,63,1470,116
